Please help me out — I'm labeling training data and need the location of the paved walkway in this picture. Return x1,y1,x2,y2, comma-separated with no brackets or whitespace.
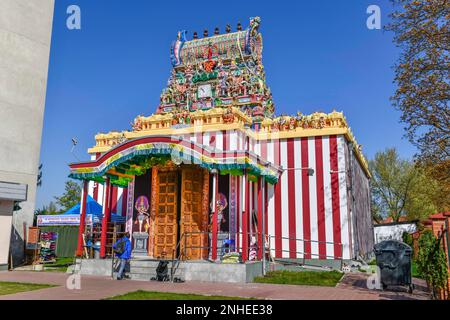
0,271,430,300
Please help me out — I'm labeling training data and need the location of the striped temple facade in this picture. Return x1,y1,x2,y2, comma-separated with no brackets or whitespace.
82,124,372,261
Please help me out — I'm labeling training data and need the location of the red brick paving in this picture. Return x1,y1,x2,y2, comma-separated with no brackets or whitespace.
0,271,430,300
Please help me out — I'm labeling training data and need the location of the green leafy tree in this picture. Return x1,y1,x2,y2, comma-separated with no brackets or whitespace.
387,0,450,182
416,230,449,299
402,231,414,248
54,180,81,212
370,148,439,222
46,201,59,215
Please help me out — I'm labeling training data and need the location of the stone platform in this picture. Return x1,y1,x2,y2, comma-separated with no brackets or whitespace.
75,258,264,283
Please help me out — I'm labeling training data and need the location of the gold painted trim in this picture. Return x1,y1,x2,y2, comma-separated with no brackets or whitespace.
87,109,370,178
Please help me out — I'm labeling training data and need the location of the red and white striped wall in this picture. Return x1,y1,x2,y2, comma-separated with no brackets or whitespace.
228,133,352,260
249,134,352,260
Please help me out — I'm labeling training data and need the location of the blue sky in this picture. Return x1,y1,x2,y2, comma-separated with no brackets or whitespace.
36,0,415,209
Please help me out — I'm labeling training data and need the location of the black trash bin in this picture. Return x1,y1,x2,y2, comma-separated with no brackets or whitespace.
374,240,414,293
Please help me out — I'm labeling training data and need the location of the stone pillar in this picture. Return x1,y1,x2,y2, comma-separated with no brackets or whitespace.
211,169,219,261
242,171,249,262
201,169,210,259
148,167,158,257
100,178,111,258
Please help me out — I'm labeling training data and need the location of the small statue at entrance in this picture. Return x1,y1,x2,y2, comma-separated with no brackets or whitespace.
134,195,150,233
209,193,228,232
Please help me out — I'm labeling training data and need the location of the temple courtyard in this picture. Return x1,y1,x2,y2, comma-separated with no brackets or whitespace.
0,271,430,300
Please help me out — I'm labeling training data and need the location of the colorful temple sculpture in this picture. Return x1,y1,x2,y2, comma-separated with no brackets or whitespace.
70,18,374,264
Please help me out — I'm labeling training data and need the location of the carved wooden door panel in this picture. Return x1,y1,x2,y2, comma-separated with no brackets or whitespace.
153,169,178,259
180,167,209,260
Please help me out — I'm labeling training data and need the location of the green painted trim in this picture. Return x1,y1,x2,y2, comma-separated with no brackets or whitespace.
70,144,279,185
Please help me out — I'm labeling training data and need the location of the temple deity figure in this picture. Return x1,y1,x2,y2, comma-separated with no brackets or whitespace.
131,116,143,131
223,105,234,123
185,64,194,84
295,112,304,126
218,70,229,97
209,193,228,233
289,117,296,130
239,75,248,96
134,196,150,233
318,116,326,129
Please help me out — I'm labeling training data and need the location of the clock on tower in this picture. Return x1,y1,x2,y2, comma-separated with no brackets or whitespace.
197,84,212,98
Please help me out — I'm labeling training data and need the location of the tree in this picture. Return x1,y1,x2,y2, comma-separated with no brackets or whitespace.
418,158,450,211
387,0,450,182
416,230,449,299
46,201,59,215
54,180,81,212
370,148,440,222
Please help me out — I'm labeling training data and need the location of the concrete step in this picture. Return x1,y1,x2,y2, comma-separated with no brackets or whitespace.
130,273,154,281
129,266,185,275
130,262,185,269
130,260,179,268
129,269,184,281
131,266,183,274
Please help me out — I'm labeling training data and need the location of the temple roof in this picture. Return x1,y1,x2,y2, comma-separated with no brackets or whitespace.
177,30,248,67
158,17,273,118
75,17,371,184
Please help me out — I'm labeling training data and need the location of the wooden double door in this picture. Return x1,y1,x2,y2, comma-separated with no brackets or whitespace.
151,166,209,260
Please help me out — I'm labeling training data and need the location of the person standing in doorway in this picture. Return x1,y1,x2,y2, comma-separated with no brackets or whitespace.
113,232,131,280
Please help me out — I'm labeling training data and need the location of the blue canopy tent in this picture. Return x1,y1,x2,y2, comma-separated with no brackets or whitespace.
64,195,103,223
64,195,126,224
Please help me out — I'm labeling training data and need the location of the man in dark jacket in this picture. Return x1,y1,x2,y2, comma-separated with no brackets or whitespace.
113,232,132,280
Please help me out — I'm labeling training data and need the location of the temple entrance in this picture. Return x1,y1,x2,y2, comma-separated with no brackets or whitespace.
153,168,178,259
180,167,209,260
150,165,209,260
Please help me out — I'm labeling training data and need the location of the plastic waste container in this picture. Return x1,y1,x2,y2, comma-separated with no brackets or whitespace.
374,240,413,293
93,241,101,259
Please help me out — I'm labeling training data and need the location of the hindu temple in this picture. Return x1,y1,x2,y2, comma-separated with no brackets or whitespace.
69,17,373,274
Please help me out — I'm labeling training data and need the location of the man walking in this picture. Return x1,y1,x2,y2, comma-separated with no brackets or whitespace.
113,232,131,280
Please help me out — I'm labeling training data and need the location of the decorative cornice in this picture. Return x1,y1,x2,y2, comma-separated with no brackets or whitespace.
87,109,370,178
73,136,282,186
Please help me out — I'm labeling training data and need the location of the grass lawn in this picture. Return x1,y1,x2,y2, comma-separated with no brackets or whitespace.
0,281,56,296
106,290,255,300
253,270,344,287
43,257,75,273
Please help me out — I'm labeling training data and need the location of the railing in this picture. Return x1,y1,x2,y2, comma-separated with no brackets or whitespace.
174,231,344,269
170,232,186,282
179,231,249,261
266,235,344,270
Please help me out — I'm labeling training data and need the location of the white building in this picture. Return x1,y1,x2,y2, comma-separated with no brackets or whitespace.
0,0,54,269
373,220,418,244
